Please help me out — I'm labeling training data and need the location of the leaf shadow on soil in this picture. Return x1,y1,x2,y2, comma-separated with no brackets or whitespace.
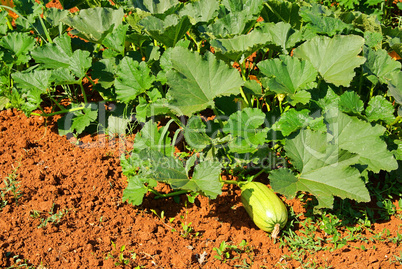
133,182,258,234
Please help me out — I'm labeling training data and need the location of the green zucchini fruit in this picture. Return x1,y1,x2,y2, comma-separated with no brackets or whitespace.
240,181,288,237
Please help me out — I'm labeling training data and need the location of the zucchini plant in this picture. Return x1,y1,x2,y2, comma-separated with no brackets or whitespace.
0,0,401,234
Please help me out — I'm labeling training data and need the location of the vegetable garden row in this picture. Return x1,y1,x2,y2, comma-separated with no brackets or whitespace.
0,0,401,263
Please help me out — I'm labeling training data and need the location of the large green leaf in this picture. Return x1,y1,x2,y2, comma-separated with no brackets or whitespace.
166,47,244,116
102,24,129,54
58,103,99,136
260,0,302,29
393,140,402,161
184,115,211,151
222,108,269,154
364,31,383,50
132,120,174,156
105,103,132,135
12,0,42,30
61,7,124,43
140,14,191,47
387,71,402,105
172,161,222,199
300,5,350,36
0,97,9,110
129,148,222,199
31,33,72,69
293,35,366,87
69,50,92,79
270,129,370,208
0,13,8,36
179,0,219,24
114,57,155,103
256,22,303,54
50,68,77,85
270,165,368,209
210,30,270,63
20,88,43,116
364,95,395,124
122,175,155,206
150,152,187,185
70,105,98,135
338,91,364,115
258,55,317,95
222,0,264,15
0,32,35,65
127,0,180,14
271,108,323,136
13,0,42,17
202,11,252,38
91,57,119,89
121,149,159,206
383,26,402,59
363,46,402,85
326,109,398,173
31,34,91,80
287,90,312,106
44,7,69,27
58,0,103,9
12,70,52,92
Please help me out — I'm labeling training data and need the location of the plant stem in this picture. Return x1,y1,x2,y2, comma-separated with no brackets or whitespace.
271,223,281,239
85,74,96,87
251,169,265,180
31,106,86,117
170,129,182,157
388,116,401,127
58,22,63,36
159,118,175,151
168,113,184,128
220,179,239,185
211,107,232,161
268,48,274,59
80,82,88,103
187,31,201,53
240,62,247,81
220,169,265,186
265,97,271,112
148,188,162,197
37,105,46,115
5,15,13,30
38,16,52,43
49,95,64,111
358,66,364,97
212,107,225,131
153,189,190,199
369,84,375,98
265,3,286,24
383,0,393,22
94,43,102,54
240,87,250,107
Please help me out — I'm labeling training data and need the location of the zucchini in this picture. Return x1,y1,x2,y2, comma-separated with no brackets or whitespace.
240,181,288,238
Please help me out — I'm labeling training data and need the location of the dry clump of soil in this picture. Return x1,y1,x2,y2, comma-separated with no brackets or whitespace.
0,109,401,269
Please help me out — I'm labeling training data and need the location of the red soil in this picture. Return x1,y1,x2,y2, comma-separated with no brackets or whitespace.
0,109,401,268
